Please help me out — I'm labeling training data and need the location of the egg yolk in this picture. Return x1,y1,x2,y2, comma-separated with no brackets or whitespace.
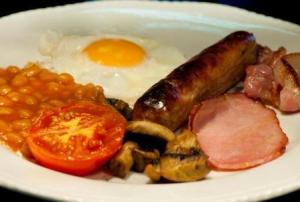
84,39,146,68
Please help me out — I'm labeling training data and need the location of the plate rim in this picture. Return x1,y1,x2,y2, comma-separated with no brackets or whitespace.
0,0,299,31
0,1,300,202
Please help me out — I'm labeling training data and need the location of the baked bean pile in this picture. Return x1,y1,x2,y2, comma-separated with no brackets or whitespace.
0,63,105,157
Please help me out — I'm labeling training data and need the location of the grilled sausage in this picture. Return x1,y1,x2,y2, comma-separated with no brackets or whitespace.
132,31,258,130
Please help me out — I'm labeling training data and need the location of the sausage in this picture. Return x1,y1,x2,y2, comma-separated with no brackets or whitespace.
132,31,258,130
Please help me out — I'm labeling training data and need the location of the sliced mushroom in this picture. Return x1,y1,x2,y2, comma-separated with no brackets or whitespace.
166,128,199,153
110,121,176,179
144,129,210,182
106,98,133,120
160,151,209,182
126,120,175,152
109,141,139,178
127,121,175,142
132,148,160,172
144,163,161,182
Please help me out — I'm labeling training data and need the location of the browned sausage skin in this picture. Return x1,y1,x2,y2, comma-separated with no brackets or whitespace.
132,31,258,130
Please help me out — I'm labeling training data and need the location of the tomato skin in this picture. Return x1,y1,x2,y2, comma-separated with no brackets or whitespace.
27,102,126,176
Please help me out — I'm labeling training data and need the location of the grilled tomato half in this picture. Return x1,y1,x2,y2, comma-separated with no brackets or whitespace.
27,102,126,176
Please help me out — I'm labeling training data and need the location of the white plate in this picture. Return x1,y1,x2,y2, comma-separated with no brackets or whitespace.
0,1,300,202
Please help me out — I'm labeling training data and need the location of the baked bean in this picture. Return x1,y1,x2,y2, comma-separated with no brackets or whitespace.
7,91,21,102
0,78,7,85
0,96,13,106
95,86,105,102
39,103,53,109
48,99,64,107
21,64,41,77
0,120,8,132
60,85,76,98
0,107,14,115
0,85,12,95
5,132,24,148
18,86,34,94
47,82,61,94
7,66,19,75
84,83,97,99
30,78,43,88
39,69,56,81
60,90,72,99
0,63,106,156
12,119,31,131
58,73,74,84
33,92,44,101
95,85,104,93
0,69,6,76
24,95,38,105
74,86,85,99
11,74,28,87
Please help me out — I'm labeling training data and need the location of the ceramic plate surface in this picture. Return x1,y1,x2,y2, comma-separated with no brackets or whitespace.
0,1,300,202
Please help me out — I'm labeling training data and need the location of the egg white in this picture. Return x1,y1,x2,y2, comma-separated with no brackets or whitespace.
39,31,186,106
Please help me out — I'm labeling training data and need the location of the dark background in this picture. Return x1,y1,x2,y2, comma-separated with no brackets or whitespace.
0,0,299,25
0,0,299,201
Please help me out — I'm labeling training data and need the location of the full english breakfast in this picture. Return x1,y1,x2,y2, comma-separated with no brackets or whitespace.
1,30,299,183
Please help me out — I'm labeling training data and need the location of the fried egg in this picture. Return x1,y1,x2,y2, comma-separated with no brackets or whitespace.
39,31,186,105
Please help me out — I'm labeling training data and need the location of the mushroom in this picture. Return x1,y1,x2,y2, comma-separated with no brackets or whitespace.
159,150,209,182
110,121,176,178
144,163,161,182
144,129,210,182
125,120,175,152
132,148,160,172
109,141,139,178
106,98,133,120
126,121,175,141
